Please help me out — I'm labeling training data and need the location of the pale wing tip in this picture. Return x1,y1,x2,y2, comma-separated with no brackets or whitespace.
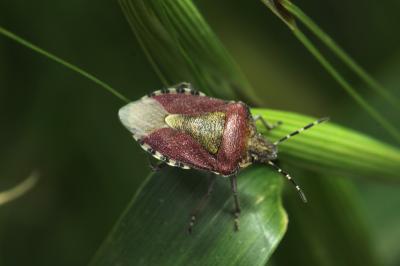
118,102,135,133
118,98,169,137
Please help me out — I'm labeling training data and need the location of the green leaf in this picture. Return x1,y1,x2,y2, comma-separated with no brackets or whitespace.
90,166,287,266
252,108,400,180
118,0,260,103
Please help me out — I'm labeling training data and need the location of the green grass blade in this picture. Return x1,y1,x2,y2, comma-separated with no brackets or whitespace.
252,108,400,180
260,1,400,144
119,0,260,103
260,0,297,29
291,30,400,143
281,0,400,110
0,26,130,103
90,167,287,266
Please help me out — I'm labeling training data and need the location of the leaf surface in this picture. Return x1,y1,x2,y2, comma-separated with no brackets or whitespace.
91,167,287,266
252,108,400,180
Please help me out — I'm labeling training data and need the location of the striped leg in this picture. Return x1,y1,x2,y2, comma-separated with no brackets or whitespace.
253,115,282,131
267,161,307,203
229,175,241,231
274,117,329,145
188,175,216,234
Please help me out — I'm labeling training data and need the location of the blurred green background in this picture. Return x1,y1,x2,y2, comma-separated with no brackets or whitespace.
0,0,399,265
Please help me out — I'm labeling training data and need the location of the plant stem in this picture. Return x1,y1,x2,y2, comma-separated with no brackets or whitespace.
0,26,130,103
291,28,400,143
281,0,400,109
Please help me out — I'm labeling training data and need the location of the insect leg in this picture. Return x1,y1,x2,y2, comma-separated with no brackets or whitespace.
188,174,216,234
267,161,308,203
147,155,167,172
229,175,241,231
170,81,193,90
253,115,282,131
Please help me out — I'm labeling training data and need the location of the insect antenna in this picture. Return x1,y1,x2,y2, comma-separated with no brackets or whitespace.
267,161,307,203
274,117,329,146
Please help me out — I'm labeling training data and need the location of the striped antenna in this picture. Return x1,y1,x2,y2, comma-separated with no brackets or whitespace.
274,117,329,146
267,161,307,203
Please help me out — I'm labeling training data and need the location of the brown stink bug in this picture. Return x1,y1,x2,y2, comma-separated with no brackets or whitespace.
119,82,328,232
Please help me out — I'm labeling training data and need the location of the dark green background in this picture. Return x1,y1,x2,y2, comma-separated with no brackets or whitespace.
0,0,399,265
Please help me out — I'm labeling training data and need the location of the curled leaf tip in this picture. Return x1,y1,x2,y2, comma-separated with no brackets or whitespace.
0,171,40,206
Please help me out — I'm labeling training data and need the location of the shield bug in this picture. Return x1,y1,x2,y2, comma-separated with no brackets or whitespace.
119,82,328,232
